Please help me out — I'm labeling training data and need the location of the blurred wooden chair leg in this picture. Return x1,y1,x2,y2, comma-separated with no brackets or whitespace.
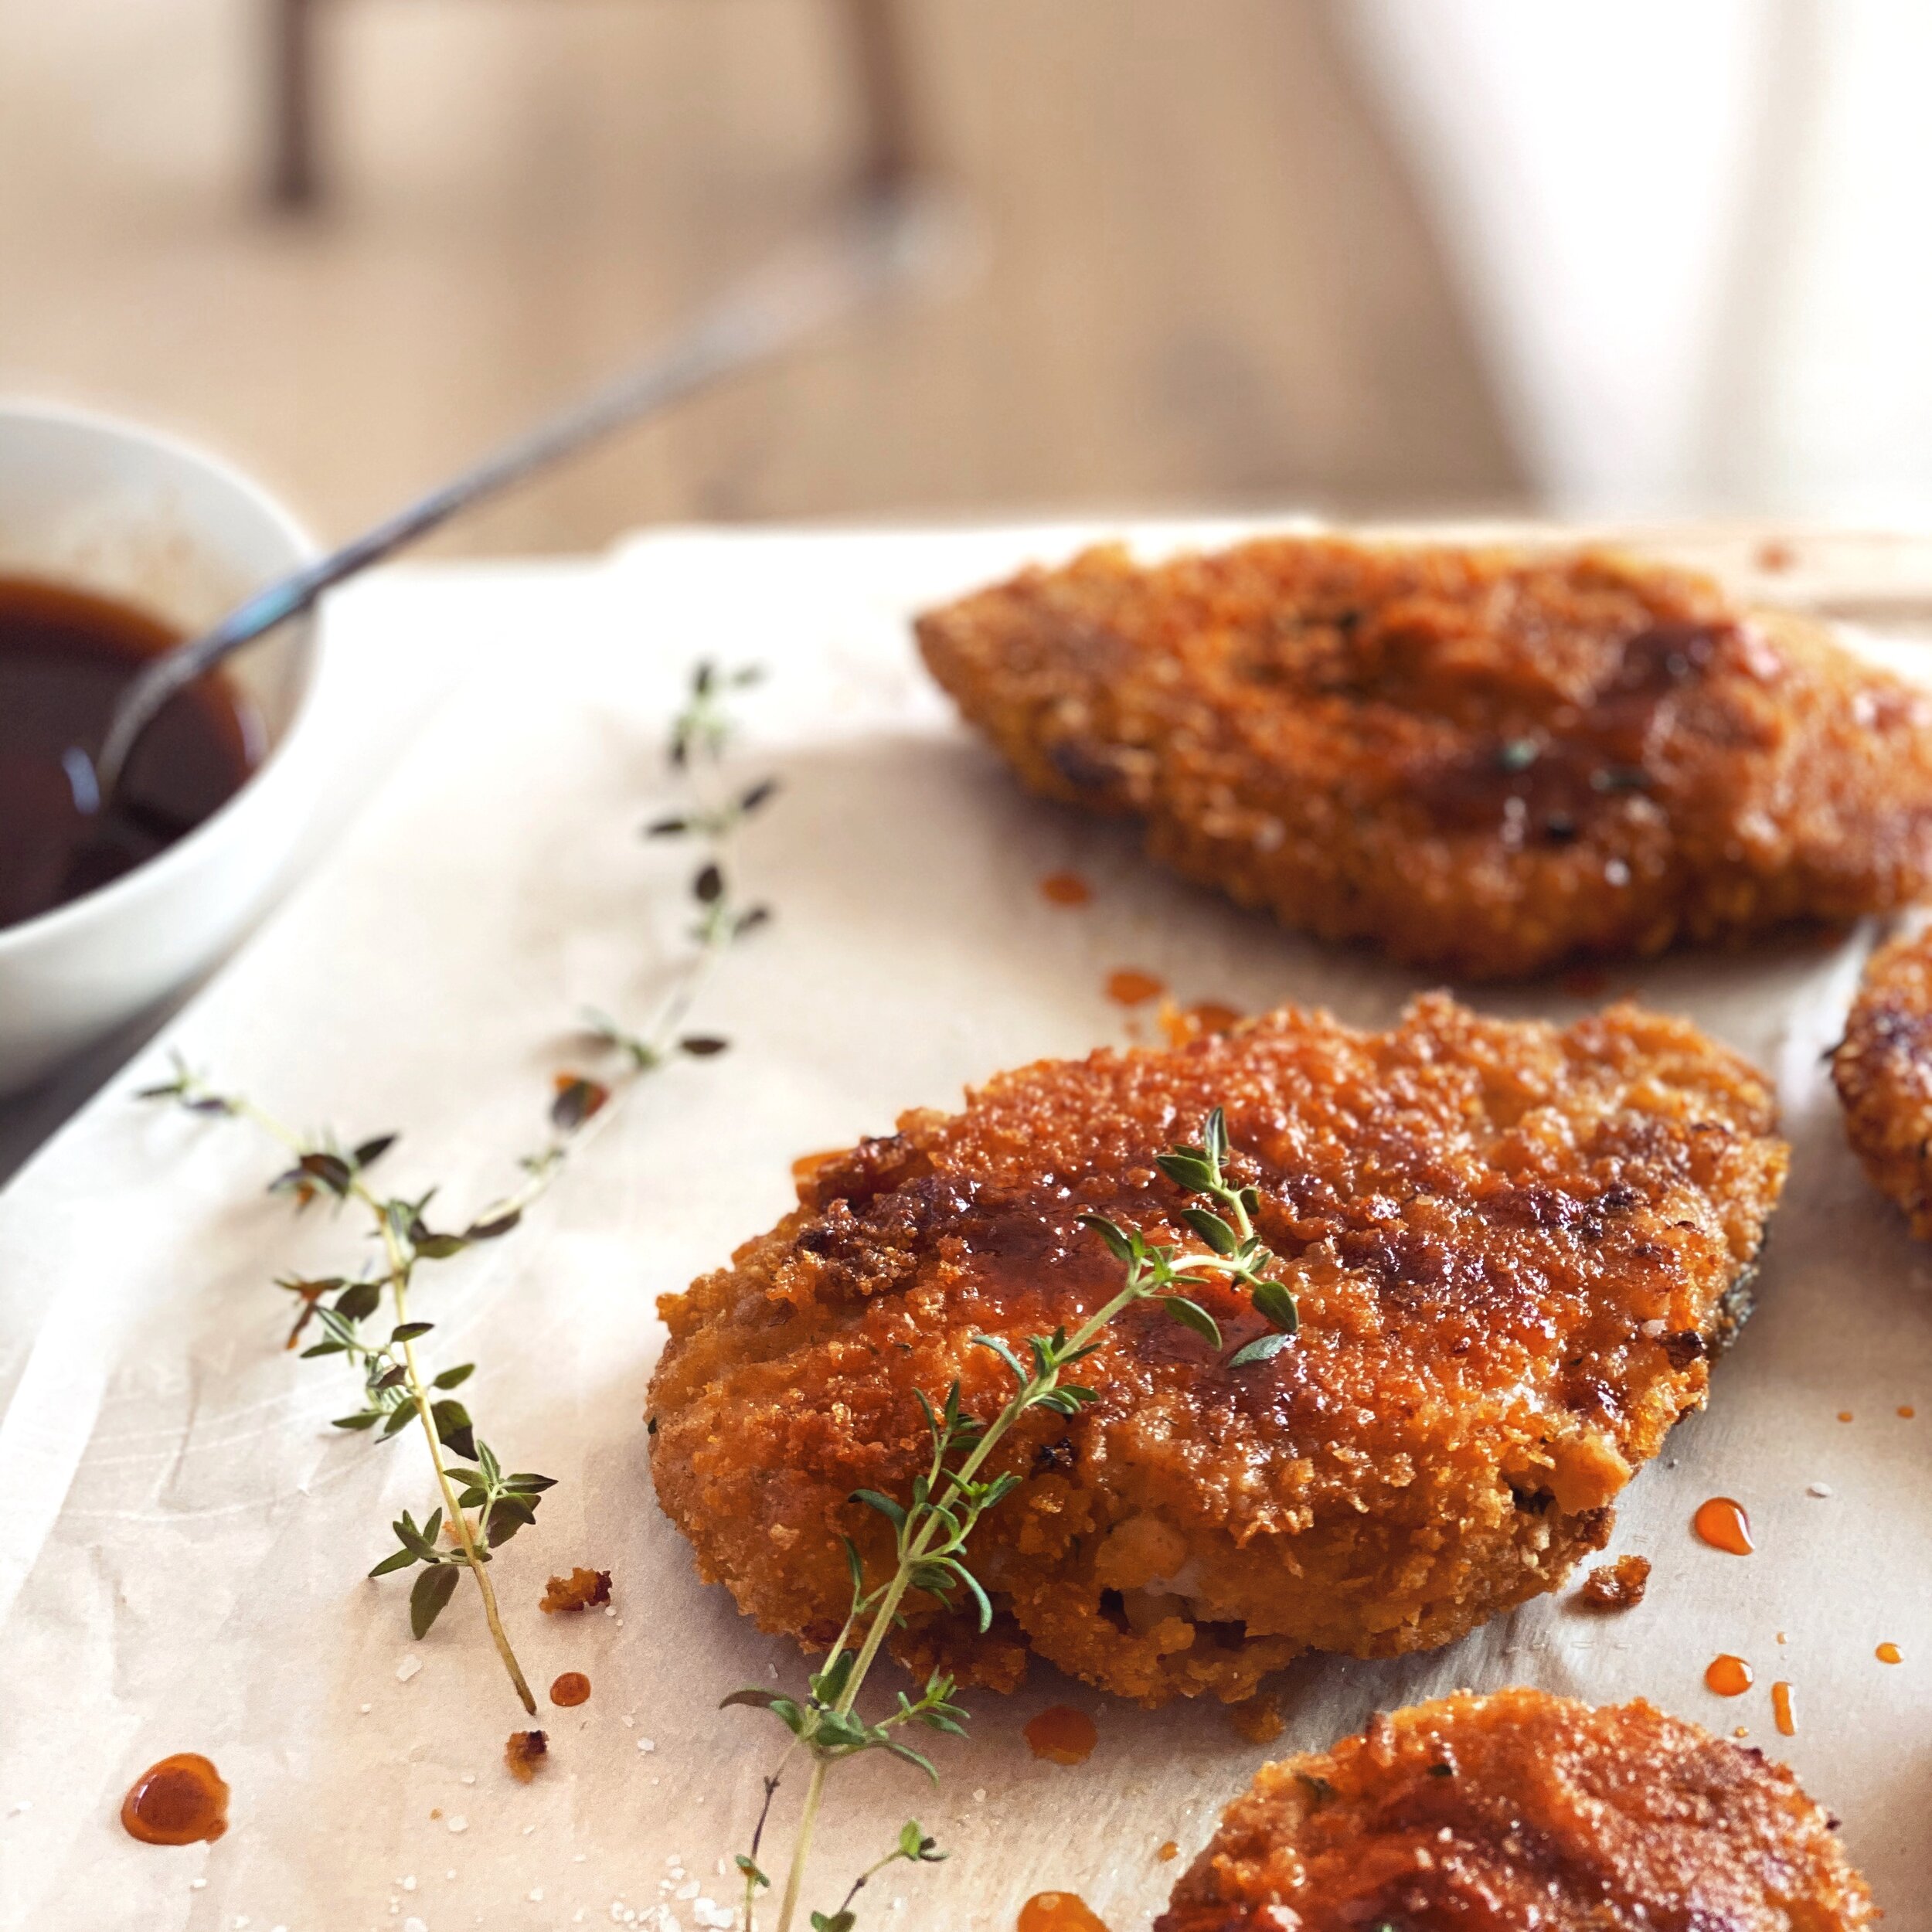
262,0,918,213
838,0,918,192
268,0,319,209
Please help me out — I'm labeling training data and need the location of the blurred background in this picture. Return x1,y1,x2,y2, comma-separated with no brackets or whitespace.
2,0,1929,550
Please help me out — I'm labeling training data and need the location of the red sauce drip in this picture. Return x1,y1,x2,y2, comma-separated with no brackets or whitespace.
1772,1680,1797,1736
1104,968,1165,1007
120,1753,230,1845
549,1671,592,1707
1692,1496,1754,1555
1706,1654,1753,1696
1040,871,1092,907
1018,1894,1111,1932
1024,1706,1098,1766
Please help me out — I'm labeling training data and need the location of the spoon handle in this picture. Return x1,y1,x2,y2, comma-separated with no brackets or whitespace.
94,191,955,796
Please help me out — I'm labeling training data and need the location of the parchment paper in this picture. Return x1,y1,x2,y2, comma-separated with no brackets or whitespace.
2,522,1927,1931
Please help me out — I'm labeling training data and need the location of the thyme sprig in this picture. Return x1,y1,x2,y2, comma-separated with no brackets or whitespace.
135,1064,555,1709
726,1107,1297,1930
137,656,776,1720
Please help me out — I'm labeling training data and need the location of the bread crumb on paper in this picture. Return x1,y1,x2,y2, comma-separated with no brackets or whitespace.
542,1568,613,1614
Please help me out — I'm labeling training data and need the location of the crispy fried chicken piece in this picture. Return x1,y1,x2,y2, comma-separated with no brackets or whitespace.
1157,1688,1875,1930
1833,923,1932,1237
916,537,1932,978
648,995,1784,1705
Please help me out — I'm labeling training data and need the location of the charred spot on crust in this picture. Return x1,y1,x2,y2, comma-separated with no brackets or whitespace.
1661,1330,1706,1369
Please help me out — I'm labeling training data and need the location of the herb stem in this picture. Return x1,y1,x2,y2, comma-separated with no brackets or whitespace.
221,1092,538,1715
377,1202,537,1716
773,1760,828,1932
767,1271,1147,1929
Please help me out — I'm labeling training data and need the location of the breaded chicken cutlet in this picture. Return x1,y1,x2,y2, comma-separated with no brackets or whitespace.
1158,1687,1876,1930
1832,922,1932,1237
648,995,1784,1706
916,536,1932,979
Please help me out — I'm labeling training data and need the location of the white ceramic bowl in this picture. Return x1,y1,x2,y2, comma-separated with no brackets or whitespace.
0,403,325,1094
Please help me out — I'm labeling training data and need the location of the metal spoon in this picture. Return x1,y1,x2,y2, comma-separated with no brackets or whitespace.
81,188,963,805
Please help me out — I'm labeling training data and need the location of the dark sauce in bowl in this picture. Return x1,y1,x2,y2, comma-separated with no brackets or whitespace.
0,575,260,931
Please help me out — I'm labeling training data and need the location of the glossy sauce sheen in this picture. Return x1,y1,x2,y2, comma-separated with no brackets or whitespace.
1692,1496,1755,1555
1017,1894,1111,1932
1772,1680,1798,1736
1023,1705,1098,1765
1705,1653,1753,1696
0,575,258,930
121,1753,230,1845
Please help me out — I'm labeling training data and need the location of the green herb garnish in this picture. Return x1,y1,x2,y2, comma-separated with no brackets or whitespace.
138,656,775,1718
730,1107,1298,1929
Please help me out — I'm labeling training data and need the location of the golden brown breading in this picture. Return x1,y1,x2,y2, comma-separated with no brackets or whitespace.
1578,1552,1651,1610
1157,1688,1875,1930
1832,923,1932,1237
915,536,1932,979
648,995,1784,1705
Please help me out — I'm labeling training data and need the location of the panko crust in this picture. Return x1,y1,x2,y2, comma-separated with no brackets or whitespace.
915,536,1932,979
648,996,1785,1705
1832,924,1932,1238
1157,1688,1876,1930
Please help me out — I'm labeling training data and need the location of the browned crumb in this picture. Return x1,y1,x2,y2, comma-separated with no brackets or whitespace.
1158,1688,1876,1929
1833,923,1932,1237
1580,1551,1652,1610
916,535,1932,978
648,993,1785,1706
1226,1692,1284,1746
539,1567,612,1614
504,1729,549,1782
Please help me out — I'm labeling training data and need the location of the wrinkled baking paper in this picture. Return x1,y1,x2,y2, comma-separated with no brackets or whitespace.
2,523,1927,1930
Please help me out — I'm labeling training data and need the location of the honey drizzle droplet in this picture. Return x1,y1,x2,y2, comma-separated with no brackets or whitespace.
1837,1410,1854,1423
1692,1496,1754,1555
1156,1841,1179,1862
1023,1706,1098,1766
1018,1894,1111,1932
1039,871,1092,907
1772,1680,1797,1736
1899,1405,1916,1419
1706,1653,1753,1696
1877,1642,1903,1665
120,1754,230,1845
549,1671,591,1706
